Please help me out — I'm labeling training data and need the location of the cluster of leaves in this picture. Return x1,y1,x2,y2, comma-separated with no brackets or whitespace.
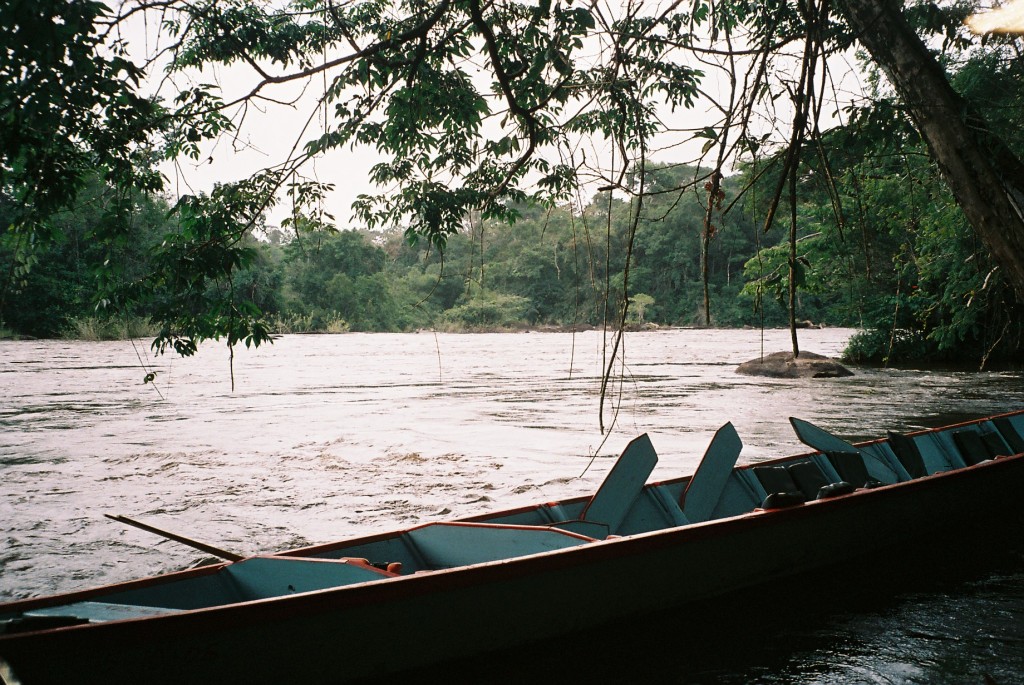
4,0,1024,371
0,1,164,219
0,0,163,322
1,162,802,342
2,0,716,357
6,140,1022,372
736,20,1024,367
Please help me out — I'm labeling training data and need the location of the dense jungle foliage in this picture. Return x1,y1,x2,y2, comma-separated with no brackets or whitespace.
2,0,1023,369
3,124,1022,369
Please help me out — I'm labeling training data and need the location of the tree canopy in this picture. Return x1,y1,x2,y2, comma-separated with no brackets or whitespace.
2,0,1024,365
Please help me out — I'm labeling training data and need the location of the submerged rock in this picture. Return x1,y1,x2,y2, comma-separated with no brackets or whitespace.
735,350,853,378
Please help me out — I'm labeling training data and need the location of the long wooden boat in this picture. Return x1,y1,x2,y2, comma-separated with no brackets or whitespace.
3,411,1024,684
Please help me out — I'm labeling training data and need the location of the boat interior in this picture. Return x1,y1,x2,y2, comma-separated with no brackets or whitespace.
3,411,1023,632
313,412,1024,568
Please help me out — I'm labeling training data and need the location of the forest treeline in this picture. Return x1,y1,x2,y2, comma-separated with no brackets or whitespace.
3,26,1024,368
4,0,1024,370
2,139,1022,368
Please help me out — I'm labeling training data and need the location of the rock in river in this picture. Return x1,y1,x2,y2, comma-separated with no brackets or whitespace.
735,351,853,378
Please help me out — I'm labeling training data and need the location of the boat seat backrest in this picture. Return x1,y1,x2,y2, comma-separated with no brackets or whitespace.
952,429,998,465
809,453,843,483
785,460,857,500
577,433,658,532
826,450,871,488
886,431,928,478
735,468,768,504
679,422,743,523
788,417,856,454
788,416,899,485
706,470,765,519
993,417,1024,454
753,465,802,498
785,461,830,500
920,432,967,471
646,484,692,528
1004,413,1024,442
978,426,1013,457
859,442,909,483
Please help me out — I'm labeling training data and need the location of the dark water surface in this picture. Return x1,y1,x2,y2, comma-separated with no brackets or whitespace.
2,329,1024,682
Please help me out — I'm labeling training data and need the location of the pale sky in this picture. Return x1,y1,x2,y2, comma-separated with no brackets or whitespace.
119,1,865,231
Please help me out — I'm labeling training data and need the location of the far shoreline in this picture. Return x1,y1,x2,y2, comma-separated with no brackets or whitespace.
5,326,1022,373
1,321,838,340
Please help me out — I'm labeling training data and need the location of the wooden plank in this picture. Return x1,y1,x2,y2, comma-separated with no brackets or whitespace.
105,514,243,562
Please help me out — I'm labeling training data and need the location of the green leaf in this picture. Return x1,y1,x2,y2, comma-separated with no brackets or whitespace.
573,7,596,29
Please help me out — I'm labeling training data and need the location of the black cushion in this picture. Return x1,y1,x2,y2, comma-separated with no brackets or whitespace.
753,465,801,497
816,481,856,499
980,430,1012,457
786,461,830,500
760,491,806,509
826,450,871,488
887,431,927,479
952,430,990,465
993,417,1024,454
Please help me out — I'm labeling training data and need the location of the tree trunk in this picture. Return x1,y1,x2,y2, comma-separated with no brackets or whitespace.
789,154,801,358
701,170,721,327
837,0,1024,302
701,221,712,327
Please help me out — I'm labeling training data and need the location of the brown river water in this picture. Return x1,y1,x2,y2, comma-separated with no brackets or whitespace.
3,328,1024,682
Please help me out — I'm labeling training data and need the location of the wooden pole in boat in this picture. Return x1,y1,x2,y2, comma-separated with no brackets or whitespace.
105,514,244,562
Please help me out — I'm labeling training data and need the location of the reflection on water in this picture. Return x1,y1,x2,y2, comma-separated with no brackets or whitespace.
2,328,1024,681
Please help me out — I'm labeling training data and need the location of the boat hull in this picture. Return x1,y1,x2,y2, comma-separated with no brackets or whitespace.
3,450,1023,684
